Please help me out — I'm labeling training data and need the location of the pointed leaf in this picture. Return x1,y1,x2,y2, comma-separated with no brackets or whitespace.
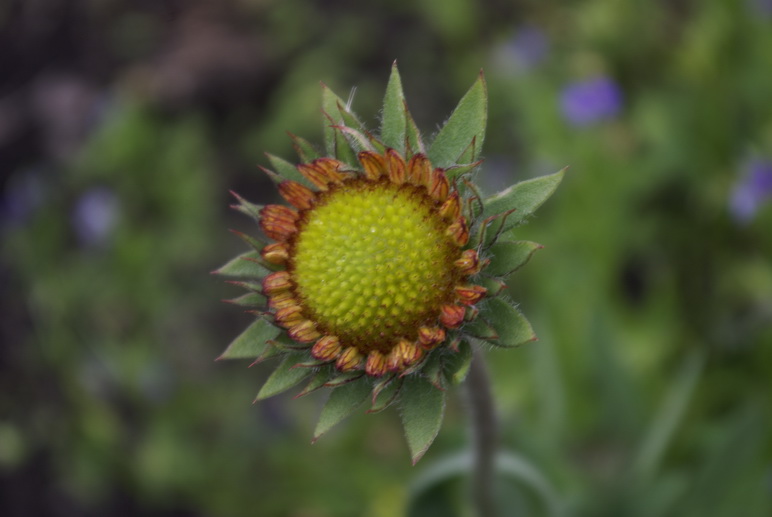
295,366,336,398
230,193,263,223
224,291,267,307
444,160,483,182
478,277,507,296
485,298,537,348
212,251,271,278
322,84,361,165
313,379,372,440
428,72,487,168
324,371,365,387
481,168,565,243
290,133,321,162
485,241,543,277
217,318,279,360
255,351,312,401
382,62,407,153
400,375,446,464
266,153,313,187
464,317,499,341
404,101,425,158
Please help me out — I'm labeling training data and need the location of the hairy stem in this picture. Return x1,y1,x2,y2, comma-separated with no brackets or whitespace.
466,346,499,517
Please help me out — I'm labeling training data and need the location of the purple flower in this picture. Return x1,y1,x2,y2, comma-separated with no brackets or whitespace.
729,158,772,223
560,76,623,127
71,187,120,247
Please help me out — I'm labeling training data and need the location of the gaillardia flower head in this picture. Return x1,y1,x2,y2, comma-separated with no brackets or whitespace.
215,64,563,463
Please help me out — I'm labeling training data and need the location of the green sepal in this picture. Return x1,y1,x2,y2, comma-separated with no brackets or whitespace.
313,379,372,441
464,317,499,341
249,341,283,366
229,229,265,253
400,375,446,464
444,160,483,182
230,192,263,223
225,280,262,293
484,297,537,348
321,84,360,166
478,277,507,296
255,351,312,401
265,153,313,187
428,72,487,168
333,125,379,154
381,62,407,154
485,240,543,277
368,376,403,414
443,340,474,385
268,333,312,351
404,101,426,158
295,367,336,398
480,168,565,244
324,371,365,387
422,353,446,391
290,133,321,162
224,291,266,307
212,251,271,278
217,317,279,360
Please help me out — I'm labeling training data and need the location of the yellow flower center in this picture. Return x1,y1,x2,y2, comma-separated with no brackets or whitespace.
290,179,458,353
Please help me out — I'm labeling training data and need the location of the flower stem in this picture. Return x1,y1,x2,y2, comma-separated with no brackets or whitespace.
466,346,499,517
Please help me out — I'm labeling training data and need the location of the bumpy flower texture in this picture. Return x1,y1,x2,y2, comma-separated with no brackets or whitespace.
215,64,564,463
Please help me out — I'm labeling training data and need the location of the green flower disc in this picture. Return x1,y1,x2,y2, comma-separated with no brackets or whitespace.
291,180,458,352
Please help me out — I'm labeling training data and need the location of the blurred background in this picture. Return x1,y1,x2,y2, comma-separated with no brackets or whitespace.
1,0,771,516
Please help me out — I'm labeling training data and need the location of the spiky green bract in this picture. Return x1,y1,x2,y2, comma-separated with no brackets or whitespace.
216,65,563,462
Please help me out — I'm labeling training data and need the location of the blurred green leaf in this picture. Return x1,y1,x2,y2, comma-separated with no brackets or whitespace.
217,318,279,360
401,376,446,464
428,72,487,169
255,352,311,400
485,241,543,277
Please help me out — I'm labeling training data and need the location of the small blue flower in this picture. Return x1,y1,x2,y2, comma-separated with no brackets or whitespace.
560,76,623,127
730,158,772,223
71,187,120,247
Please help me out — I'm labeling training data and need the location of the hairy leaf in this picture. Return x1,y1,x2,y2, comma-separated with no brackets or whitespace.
400,376,446,464
481,168,565,243
486,297,537,347
212,251,271,278
217,318,279,360
313,379,372,440
485,240,543,277
428,72,487,168
382,62,407,153
255,352,311,401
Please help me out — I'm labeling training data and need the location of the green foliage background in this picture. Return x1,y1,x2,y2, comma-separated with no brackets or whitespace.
1,1,770,516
